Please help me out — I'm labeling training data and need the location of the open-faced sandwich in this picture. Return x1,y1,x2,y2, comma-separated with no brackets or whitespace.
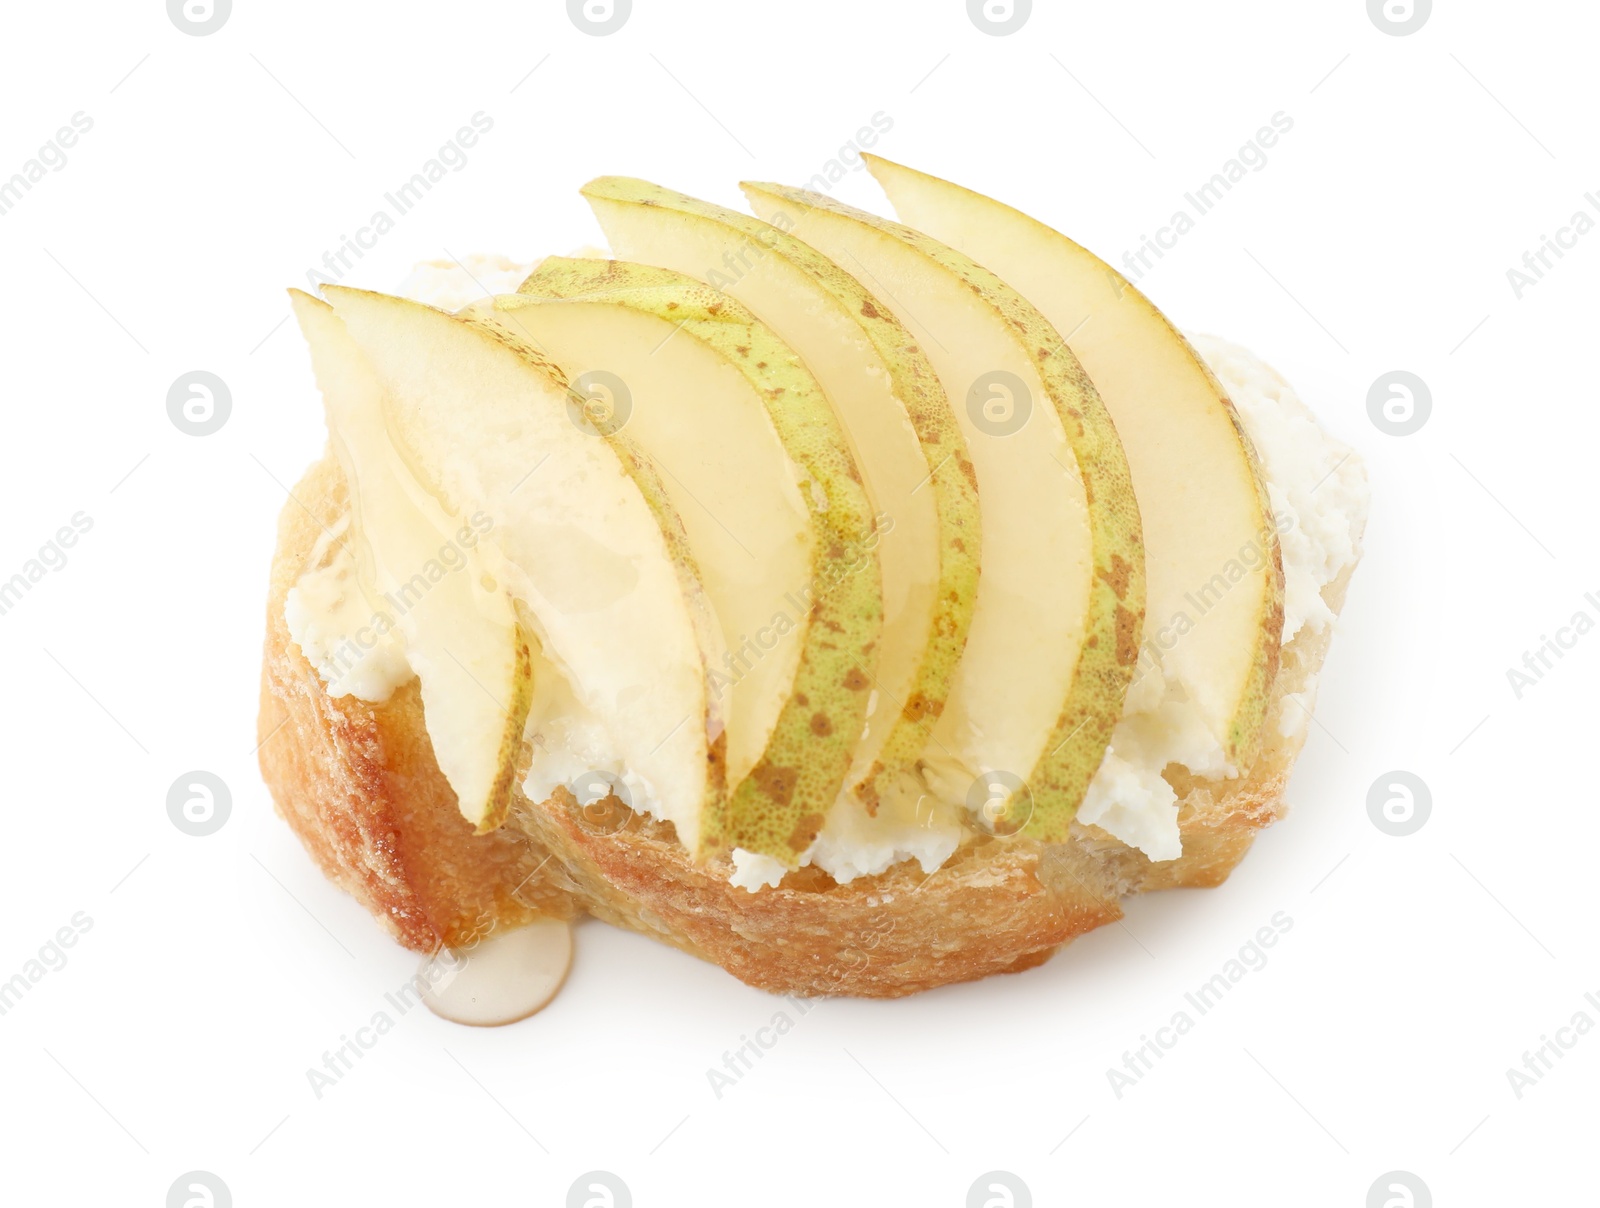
258,156,1368,1017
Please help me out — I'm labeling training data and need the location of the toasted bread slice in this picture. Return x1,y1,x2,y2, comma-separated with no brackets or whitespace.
259,452,1360,998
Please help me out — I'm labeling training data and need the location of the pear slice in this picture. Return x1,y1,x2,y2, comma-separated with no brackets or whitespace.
323,286,727,853
863,155,1284,766
490,258,884,865
481,268,808,801
579,177,981,819
744,182,1144,840
289,291,532,831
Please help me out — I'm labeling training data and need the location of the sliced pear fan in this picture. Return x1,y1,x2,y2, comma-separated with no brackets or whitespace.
289,153,1298,868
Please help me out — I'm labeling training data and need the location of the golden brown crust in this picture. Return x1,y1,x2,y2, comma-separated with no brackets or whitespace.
258,456,1359,996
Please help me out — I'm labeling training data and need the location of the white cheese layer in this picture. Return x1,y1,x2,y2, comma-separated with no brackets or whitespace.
283,515,413,702
394,256,539,311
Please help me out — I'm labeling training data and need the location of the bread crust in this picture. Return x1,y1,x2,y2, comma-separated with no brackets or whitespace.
258,456,1358,997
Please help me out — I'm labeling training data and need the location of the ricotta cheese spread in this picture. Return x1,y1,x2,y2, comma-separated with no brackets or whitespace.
283,515,413,702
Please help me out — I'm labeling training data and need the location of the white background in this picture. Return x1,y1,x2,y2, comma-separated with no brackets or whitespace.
0,1,1594,1204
